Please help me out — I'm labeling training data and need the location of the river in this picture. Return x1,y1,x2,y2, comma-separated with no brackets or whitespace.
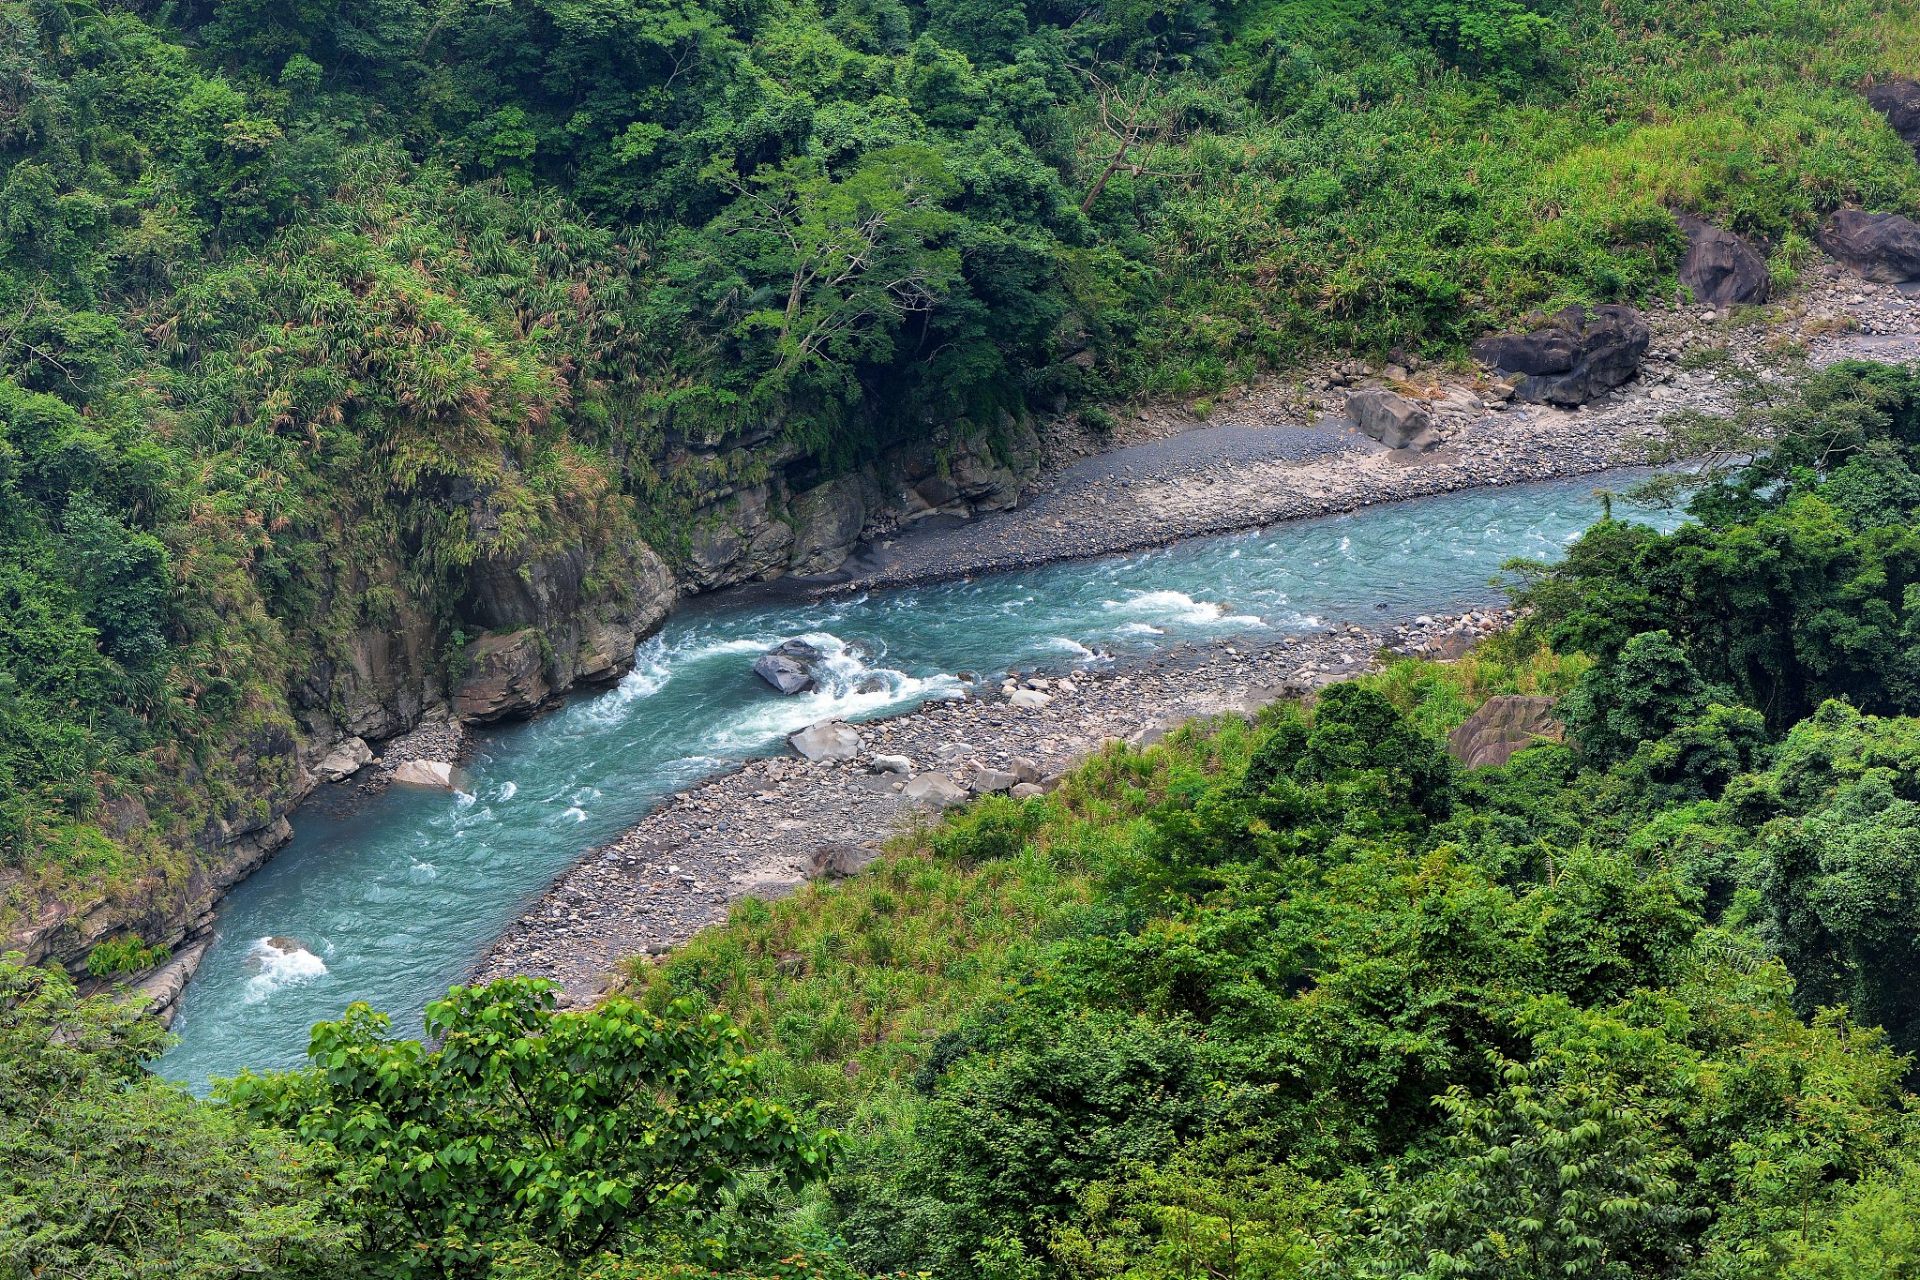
158,472,1677,1089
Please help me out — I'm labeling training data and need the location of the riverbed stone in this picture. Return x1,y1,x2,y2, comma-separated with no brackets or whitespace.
789,720,862,762
902,771,970,808
1471,305,1650,405
803,842,877,879
970,768,1018,794
871,754,914,775
314,736,373,783
1009,688,1052,709
392,759,458,789
1347,389,1437,451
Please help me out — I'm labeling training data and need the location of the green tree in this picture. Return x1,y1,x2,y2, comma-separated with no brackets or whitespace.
222,978,836,1276
0,953,345,1279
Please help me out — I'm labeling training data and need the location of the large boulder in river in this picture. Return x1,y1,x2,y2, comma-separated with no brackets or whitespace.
1470,304,1650,406
789,720,862,762
392,759,458,789
754,639,823,694
453,628,550,723
1678,215,1769,307
1866,78,1920,157
1346,388,1438,451
754,653,815,695
1447,695,1563,768
1819,210,1920,286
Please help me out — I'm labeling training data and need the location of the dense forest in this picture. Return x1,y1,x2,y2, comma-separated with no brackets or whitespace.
4,0,1919,950
17,362,1920,1275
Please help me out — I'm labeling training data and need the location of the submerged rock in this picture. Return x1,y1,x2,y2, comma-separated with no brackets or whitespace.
1470,305,1650,406
1678,215,1770,307
789,720,862,762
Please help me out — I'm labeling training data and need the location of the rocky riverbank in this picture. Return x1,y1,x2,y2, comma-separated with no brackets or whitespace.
829,264,1920,591
470,608,1512,1002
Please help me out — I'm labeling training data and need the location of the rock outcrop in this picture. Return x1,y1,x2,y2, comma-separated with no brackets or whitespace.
1347,388,1438,450
1819,210,1920,287
1678,216,1769,307
1470,305,1650,405
454,628,551,723
1867,78,1920,158
1447,695,1563,768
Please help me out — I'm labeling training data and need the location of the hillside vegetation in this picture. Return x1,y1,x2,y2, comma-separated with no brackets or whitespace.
15,362,1920,1277
4,0,1920,940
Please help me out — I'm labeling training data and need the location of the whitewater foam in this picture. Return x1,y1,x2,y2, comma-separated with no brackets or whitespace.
240,936,328,1004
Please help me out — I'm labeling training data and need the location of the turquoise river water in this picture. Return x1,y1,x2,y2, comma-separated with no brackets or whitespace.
158,472,1677,1089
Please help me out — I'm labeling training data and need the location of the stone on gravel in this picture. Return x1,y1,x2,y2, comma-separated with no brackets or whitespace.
315,736,373,783
1678,216,1769,307
1347,389,1437,450
753,653,815,695
1009,688,1053,709
1820,210,1920,286
1011,757,1042,783
789,720,862,762
392,759,457,789
902,771,970,808
1470,305,1650,405
970,768,1017,794
803,842,876,879
1447,695,1563,768
1009,782,1046,800
870,754,914,775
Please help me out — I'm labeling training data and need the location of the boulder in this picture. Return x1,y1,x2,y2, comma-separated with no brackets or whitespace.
1470,305,1650,405
314,736,373,783
754,654,815,695
453,628,551,723
902,771,970,808
1677,216,1769,307
1819,210,1920,286
803,842,877,880
789,720,862,763
392,759,458,789
870,754,914,776
1347,389,1437,451
1009,688,1052,709
970,768,1018,794
1867,78,1920,157
1446,695,1564,769
1009,783,1046,800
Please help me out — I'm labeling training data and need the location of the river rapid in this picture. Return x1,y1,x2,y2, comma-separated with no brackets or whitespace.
158,472,1678,1090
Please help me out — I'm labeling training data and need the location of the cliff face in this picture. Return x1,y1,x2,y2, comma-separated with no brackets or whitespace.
4,413,1041,980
